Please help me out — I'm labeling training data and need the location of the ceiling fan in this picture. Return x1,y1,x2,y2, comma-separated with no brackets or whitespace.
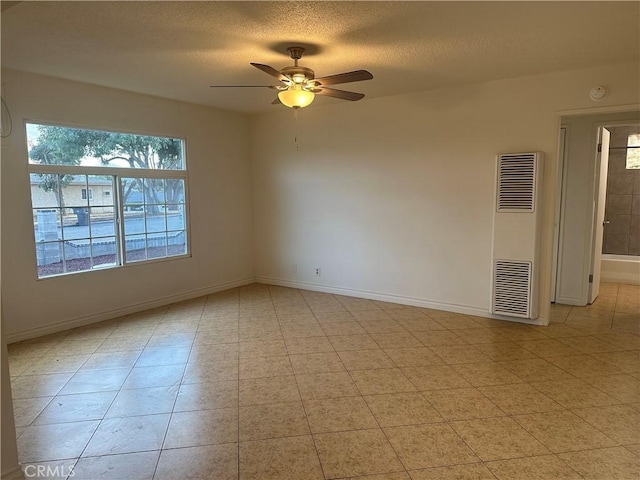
210,46,373,109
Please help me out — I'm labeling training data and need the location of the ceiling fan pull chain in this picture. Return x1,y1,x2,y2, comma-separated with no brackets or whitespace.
294,108,299,152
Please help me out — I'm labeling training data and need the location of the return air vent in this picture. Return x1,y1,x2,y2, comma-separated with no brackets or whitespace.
497,153,538,212
492,260,532,318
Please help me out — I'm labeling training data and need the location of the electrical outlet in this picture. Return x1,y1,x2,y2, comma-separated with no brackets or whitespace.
315,267,321,276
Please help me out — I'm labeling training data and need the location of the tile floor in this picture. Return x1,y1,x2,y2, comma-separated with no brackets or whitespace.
8,282,640,480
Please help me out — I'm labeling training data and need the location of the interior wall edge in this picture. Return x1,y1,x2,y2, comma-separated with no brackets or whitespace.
255,276,544,326
5,276,256,344
0,465,24,480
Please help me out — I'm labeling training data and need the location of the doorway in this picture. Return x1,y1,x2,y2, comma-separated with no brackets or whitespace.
553,111,640,307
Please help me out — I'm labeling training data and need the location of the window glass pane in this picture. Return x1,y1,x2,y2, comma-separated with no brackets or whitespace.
146,210,167,234
91,237,117,269
168,231,187,257
627,134,640,169
30,173,61,209
125,234,147,262
89,207,116,238
88,175,115,207
27,123,185,170
123,177,145,210
147,234,168,259
167,205,186,231
61,175,90,208
64,240,91,273
36,242,64,277
165,179,185,204
33,208,61,243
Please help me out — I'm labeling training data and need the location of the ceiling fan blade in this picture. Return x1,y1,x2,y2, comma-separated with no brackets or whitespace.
315,87,365,101
250,63,290,83
271,97,282,105
314,70,373,86
209,85,277,88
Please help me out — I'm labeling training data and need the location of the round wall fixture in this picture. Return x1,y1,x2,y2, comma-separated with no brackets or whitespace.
589,86,608,101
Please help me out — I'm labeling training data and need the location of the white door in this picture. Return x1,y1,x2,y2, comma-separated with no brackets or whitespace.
588,127,610,304
551,127,567,303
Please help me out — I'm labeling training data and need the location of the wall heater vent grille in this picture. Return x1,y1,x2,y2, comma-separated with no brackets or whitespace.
497,153,537,212
493,260,532,318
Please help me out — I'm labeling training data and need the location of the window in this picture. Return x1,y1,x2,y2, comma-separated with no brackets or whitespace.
626,134,640,169
27,123,188,278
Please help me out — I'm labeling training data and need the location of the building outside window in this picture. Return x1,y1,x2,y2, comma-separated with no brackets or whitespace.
27,123,189,278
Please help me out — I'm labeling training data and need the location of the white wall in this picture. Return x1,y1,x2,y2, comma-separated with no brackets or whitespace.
251,62,640,321
556,111,640,305
1,69,255,340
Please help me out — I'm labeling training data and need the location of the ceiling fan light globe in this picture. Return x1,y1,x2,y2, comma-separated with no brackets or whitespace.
278,87,315,108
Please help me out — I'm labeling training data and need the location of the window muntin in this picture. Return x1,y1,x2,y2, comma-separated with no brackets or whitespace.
27,123,188,278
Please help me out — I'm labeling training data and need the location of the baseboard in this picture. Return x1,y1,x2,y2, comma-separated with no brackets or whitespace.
1,465,24,480
5,276,256,344
256,275,543,325
601,273,640,286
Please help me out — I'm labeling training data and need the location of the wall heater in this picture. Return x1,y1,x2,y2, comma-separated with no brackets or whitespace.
491,152,543,319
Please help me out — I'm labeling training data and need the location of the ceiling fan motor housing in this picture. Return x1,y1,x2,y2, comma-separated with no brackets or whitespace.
281,66,315,84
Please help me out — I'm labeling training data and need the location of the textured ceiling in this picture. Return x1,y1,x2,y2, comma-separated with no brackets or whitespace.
1,1,639,114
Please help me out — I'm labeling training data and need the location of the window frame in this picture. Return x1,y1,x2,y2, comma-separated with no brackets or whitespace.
26,125,191,280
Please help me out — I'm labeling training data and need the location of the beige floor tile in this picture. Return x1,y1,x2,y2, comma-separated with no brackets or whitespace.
239,355,293,379
155,443,238,480
314,311,356,323
314,428,404,478
289,352,345,374
188,343,238,363
24,354,92,375
164,407,238,448
402,365,472,391
473,342,537,361
411,330,467,347
516,339,583,357
193,328,238,345
478,383,563,415
285,335,335,354
135,347,190,367
349,309,389,320
438,316,484,330
34,391,116,424
546,354,624,377
80,351,140,371
338,349,395,371
122,364,185,389
13,396,53,427
350,368,417,395
450,416,550,461
9,356,39,377
408,463,496,480
45,339,104,356
83,413,170,457
395,318,447,332
530,378,618,409
239,401,309,440
514,410,617,453
557,335,623,354
386,309,430,321
240,435,323,480
280,322,326,338
497,359,575,383
8,341,57,359
451,362,523,387
329,334,382,351
18,420,99,462
491,327,548,342
581,373,640,404
486,454,582,480
423,388,505,422
20,458,77,480
334,473,411,480
370,332,422,348
57,368,131,395
71,451,159,480
364,392,442,427
239,375,300,406
182,359,238,383
10,373,73,399
624,443,640,457
175,380,238,411
592,350,640,373
304,396,378,433
453,328,506,345
321,321,368,336
429,345,490,365
147,332,196,348
557,446,639,480
599,333,640,351
384,423,478,470
239,339,287,357
383,347,443,368
296,372,361,400
106,385,178,417
572,404,640,444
